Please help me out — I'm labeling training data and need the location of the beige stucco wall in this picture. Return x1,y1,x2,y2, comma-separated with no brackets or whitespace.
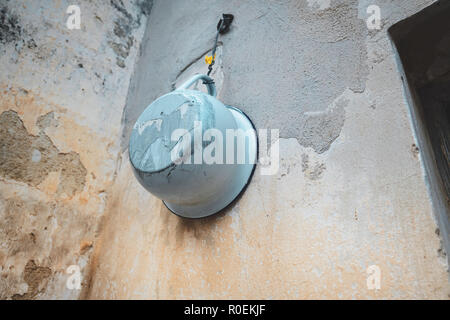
0,0,149,299
0,0,448,299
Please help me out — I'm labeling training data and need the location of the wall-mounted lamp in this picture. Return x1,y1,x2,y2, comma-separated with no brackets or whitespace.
129,75,257,218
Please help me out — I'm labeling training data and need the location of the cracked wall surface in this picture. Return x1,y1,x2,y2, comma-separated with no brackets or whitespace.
86,0,449,299
0,0,150,299
0,0,448,300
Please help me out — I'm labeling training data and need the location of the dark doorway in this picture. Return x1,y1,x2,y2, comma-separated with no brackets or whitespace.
389,0,450,262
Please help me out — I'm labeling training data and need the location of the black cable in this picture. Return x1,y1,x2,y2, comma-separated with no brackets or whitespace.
207,19,223,77
204,14,234,85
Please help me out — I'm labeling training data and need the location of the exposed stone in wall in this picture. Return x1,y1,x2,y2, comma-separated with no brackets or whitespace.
11,260,52,300
0,110,87,196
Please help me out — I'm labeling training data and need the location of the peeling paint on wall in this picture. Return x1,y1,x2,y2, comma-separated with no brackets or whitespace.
11,260,52,300
0,111,87,196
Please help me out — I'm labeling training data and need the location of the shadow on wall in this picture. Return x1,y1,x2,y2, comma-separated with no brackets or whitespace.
389,0,450,265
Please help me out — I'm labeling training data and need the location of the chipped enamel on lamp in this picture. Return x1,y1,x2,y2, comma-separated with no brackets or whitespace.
129,74,257,218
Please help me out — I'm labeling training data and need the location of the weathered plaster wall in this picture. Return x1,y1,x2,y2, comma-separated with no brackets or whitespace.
85,0,449,299
0,0,150,299
1,0,448,300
